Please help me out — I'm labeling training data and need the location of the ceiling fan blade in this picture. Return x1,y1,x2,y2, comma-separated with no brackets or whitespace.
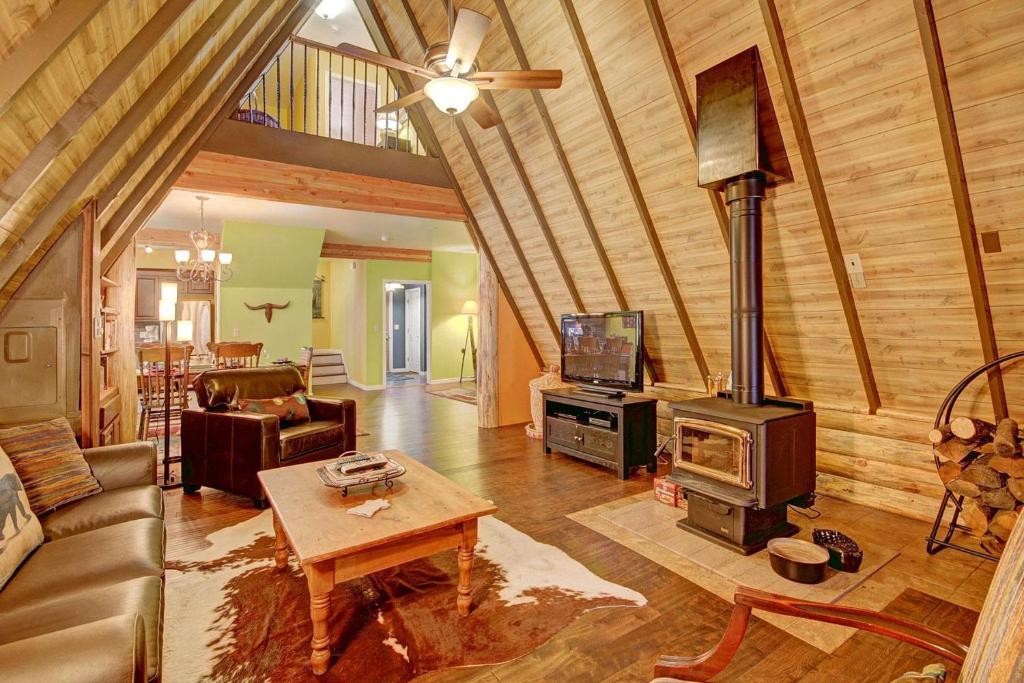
470,70,563,90
466,98,501,129
376,90,426,114
334,42,436,81
445,9,491,76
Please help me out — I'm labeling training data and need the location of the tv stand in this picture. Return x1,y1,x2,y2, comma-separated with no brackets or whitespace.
541,388,657,479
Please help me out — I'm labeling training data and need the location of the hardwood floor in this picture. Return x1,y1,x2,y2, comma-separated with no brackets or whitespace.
164,384,981,681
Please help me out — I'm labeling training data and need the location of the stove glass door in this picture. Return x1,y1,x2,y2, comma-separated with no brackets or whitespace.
673,418,753,489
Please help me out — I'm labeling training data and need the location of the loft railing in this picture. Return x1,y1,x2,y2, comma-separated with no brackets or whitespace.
234,36,426,156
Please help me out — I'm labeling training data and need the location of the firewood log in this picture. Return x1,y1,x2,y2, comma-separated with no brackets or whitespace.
961,499,992,537
937,460,963,484
980,532,1005,557
989,510,1020,543
946,479,982,499
990,455,1024,478
928,424,952,445
961,463,1005,489
1008,478,1024,503
950,417,995,441
934,438,978,463
981,487,1018,510
993,418,1020,457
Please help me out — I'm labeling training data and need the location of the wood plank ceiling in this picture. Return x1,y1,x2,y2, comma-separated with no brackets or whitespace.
1,0,1021,424
0,0,319,304
363,0,1024,420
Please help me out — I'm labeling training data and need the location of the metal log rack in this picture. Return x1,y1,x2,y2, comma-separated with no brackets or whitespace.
926,350,1024,562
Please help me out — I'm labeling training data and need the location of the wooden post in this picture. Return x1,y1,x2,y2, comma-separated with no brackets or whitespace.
478,253,498,429
79,203,100,448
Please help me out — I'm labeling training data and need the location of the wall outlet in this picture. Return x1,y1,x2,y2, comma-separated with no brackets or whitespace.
844,253,866,289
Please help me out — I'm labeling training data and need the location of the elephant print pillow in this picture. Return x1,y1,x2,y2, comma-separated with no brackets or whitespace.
0,445,42,590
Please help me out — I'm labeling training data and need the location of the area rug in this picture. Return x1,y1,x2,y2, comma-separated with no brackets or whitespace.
569,494,901,653
426,384,477,405
164,512,645,681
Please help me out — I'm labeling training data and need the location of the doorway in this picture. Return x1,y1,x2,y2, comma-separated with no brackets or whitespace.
384,281,429,387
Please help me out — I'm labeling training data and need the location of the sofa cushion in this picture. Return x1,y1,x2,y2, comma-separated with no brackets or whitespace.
0,518,164,608
0,417,102,514
280,420,345,461
0,445,43,591
40,485,163,541
0,613,146,683
239,392,310,426
0,576,162,681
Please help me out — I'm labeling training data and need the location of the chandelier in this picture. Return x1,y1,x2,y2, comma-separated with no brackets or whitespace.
173,195,233,283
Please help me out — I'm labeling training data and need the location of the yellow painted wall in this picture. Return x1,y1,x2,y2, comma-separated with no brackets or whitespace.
312,260,331,348
328,258,366,386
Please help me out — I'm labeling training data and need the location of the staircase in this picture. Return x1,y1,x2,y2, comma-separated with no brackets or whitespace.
301,347,348,390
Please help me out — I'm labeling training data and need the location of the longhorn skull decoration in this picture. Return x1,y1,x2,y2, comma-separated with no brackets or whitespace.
245,301,290,322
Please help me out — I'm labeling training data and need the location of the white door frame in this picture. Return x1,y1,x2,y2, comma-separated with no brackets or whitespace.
405,286,423,373
381,280,430,386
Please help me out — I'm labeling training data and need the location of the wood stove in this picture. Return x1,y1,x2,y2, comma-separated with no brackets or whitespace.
667,47,816,554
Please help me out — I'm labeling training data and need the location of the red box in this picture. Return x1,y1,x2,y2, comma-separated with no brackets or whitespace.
654,476,686,509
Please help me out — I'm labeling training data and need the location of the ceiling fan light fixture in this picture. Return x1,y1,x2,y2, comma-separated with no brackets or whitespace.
315,0,345,19
423,76,479,115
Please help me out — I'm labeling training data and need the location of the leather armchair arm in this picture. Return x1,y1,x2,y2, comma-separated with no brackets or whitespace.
181,409,281,499
83,442,157,490
0,614,146,683
307,398,356,451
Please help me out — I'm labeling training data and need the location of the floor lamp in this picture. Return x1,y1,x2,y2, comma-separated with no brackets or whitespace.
157,284,180,489
459,299,477,384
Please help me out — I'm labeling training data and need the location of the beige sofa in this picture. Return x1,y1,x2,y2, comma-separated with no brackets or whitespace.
0,442,165,682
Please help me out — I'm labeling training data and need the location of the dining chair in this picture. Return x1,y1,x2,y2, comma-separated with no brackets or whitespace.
211,341,263,369
137,343,193,440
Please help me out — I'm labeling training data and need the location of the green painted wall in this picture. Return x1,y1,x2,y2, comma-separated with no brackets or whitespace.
430,251,478,381
219,221,324,362
321,252,478,388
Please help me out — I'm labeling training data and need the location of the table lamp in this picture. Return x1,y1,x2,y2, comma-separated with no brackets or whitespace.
175,319,193,343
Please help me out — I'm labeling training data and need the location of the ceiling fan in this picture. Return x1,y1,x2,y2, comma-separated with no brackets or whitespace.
334,4,562,129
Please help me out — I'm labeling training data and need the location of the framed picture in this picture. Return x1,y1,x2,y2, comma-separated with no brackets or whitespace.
312,277,325,319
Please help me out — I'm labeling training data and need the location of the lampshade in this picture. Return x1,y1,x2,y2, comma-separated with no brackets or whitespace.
423,77,479,115
315,0,344,19
174,249,189,264
200,249,215,263
175,319,193,342
218,252,233,265
460,300,478,315
158,299,175,322
160,282,178,304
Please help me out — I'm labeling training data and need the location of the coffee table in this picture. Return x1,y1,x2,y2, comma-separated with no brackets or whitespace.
258,450,498,675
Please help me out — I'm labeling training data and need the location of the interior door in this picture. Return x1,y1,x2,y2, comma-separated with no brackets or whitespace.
405,287,421,372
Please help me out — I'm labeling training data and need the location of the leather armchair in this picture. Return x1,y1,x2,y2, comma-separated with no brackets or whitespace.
181,366,356,506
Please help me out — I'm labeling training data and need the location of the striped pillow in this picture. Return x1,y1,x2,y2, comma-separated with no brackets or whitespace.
0,417,102,514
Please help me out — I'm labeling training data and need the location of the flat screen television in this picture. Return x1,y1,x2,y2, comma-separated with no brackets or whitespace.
560,311,644,394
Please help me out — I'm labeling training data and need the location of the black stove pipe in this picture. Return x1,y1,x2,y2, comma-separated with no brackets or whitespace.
726,173,766,406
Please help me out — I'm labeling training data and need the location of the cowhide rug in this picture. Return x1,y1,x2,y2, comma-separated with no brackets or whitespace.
164,512,645,681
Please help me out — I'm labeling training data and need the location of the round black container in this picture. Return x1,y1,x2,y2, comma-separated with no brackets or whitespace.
767,538,829,584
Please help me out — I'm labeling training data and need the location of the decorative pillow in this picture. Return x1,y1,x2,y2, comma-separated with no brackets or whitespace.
0,417,102,514
238,393,311,425
0,445,44,590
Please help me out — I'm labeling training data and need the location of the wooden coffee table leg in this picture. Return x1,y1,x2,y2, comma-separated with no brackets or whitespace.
457,520,478,617
272,510,289,570
307,563,334,675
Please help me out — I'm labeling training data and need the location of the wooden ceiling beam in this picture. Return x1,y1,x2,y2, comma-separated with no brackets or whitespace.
100,0,316,273
759,0,881,414
558,0,709,381
398,0,560,345
0,0,194,218
913,0,1007,421
0,0,110,115
94,0,249,217
489,0,659,383
356,0,544,369
320,242,432,261
99,0,280,254
643,0,785,397
0,0,249,305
